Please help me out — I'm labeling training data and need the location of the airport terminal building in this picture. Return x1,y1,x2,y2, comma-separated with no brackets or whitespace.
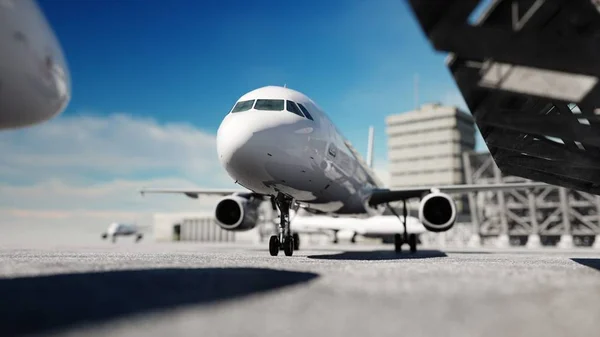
385,103,600,248
385,103,476,188
385,103,475,215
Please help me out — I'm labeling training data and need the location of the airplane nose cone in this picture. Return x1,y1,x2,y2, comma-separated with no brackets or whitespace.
48,51,72,115
0,0,71,129
217,110,305,192
217,113,275,192
217,115,253,168
217,111,294,168
216,109,313,195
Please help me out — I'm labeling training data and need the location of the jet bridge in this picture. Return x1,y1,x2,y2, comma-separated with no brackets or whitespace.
407,0,600,196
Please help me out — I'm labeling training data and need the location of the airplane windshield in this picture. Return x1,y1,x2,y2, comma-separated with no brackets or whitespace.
254,99,284,111
297,103,314,121
230,100,255,113
286,100,305,118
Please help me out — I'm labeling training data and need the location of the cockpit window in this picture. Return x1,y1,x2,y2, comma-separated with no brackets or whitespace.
286,101,305,118
254,99,284,111
231,100,254,113
297,103,314,121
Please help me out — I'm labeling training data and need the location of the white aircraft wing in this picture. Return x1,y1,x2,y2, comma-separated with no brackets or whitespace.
368,182,549,206
139,188,256,199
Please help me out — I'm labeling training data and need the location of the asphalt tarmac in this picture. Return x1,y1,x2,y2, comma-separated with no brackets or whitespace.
1,242,600,337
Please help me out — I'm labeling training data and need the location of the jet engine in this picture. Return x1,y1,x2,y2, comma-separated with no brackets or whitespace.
418,191,457,232
214,194,261,231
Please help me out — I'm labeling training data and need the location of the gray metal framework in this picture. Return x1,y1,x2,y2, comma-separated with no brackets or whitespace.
462,151,600,246
406,0,600,198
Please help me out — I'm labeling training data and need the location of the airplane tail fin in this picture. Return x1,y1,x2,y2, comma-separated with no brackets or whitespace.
366,126,374,168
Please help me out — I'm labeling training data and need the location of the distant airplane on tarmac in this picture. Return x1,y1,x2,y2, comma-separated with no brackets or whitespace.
101,223,144,243
0,0,71,129
141,86,548,256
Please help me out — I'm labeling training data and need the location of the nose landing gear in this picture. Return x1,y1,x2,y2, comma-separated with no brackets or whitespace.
269,194,295,257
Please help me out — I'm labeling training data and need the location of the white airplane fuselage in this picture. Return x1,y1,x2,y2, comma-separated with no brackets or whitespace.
0,0,71,129
217,86,384,216
103,223,143,243
107,223,138,236
291,214,426,235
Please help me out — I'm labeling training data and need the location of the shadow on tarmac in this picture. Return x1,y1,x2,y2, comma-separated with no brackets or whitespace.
572,258,600,272
307,249,447,261
448,251,492,254
0,268,319,336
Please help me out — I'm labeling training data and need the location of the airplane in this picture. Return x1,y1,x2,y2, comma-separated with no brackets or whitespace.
289,209,427,251
101,223,144,243
0,0,71,130
140,85,548,256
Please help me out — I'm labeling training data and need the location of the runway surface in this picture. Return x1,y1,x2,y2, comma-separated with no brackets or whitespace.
1,242,600,337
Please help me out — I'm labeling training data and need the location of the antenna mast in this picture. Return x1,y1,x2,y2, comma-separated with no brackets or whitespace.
366,126,374,168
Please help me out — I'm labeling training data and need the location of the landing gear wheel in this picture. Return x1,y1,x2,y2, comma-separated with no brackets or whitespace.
269,235,280,256
394,234,402,253
388,199,412,254
272,194,294,257
283,236,294,256
293,233,300,250
408,234,417,253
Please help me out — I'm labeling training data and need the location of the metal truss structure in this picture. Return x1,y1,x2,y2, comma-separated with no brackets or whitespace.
462,151,600,247
407,0,600,198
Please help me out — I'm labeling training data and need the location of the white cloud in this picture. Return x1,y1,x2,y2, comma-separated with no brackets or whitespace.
0,114,238,243
0,114,235,185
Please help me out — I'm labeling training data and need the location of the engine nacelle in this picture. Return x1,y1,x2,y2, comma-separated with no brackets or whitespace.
418,192,457,232
214,195,261,231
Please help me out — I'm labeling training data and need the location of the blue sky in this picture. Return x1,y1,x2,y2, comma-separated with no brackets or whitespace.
0,0,487,237
37,0,482,154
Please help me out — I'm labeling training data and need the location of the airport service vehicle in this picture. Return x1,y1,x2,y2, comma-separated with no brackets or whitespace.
0,0,71,129
141,86,547,256
101,223,144,243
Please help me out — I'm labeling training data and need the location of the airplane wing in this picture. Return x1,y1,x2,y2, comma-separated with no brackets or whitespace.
368,182,549,206
139,188,256,199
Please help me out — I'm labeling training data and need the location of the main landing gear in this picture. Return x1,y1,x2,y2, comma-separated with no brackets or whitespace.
293,232,300,251
389,199,418,253
394,233,417,253
269,194,295,257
